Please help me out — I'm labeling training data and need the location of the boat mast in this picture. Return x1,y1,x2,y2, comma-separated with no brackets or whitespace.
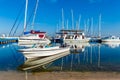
23,0,28,33
71,9,74,30
78,14,81,30
76,21,78,30
91,17,93,37
98,14,101,38
62,8,64,30
31,0,39,30
84,21,87,35
66,20,68,30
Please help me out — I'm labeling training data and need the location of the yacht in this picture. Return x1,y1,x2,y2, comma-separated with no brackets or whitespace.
101,36,120,42
54,29,90,44
18,30,50,45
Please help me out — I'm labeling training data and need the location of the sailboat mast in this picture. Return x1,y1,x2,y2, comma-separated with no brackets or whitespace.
71,9,74,30
84,21,87,35
76,21,78,30
62,8,64,30
66,20,68,30
98,14,101,38
78,14,81,30
91,17,93,37
23,0,28,32
31,0,39,30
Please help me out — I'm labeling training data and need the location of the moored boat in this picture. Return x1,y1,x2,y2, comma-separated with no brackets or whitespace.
22,47,70,58
18,30,50,45
54,29,90,44
18,45,60,52
101,36,120,42
19,51,70,70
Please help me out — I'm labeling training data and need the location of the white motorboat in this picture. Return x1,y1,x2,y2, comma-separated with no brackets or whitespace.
22,47,70,58
54,29,90,44
19,51,70,70
18,30,50,45
18,45,60,52
101,36,120,42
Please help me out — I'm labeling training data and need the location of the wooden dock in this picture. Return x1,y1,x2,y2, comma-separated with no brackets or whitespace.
0,37,18,44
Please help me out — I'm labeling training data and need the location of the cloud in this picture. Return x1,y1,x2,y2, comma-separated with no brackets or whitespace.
88,0,102,3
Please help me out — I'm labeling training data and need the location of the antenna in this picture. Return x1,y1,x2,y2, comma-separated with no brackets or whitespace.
31,0,39,30
23,0,28,32
62,8,64,30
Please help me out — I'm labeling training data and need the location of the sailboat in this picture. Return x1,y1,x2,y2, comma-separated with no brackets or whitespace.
18,0,50,45
54,9,90,44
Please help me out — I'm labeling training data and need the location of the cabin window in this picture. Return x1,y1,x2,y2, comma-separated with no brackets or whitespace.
39,35,44,38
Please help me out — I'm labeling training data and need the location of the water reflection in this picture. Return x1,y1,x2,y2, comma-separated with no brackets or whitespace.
102,42,120,48
19,51,70,71
70,43,90,54
19,43,120,72
1,43,120,72
18,43,101,71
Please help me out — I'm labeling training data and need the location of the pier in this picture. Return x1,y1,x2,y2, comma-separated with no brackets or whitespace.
0,37,18,44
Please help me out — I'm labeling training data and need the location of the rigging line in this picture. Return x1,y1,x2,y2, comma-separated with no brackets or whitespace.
21,1,37,35
13,17,22,36
9,1,25,36
31,0,40,30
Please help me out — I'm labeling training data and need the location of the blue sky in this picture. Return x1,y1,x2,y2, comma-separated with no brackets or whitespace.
0,0,120,36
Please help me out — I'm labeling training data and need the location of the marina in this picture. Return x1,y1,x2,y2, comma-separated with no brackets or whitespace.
0,0,120,79
0,42,120,72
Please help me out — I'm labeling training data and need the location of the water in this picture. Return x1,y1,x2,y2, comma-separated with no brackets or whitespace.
0,42,120,72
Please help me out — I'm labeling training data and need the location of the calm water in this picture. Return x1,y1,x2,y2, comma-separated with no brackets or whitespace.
0,42,120,72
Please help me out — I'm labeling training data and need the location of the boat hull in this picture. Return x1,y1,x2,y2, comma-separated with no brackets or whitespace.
64,38,90,44
19,46,60,52
18,39,50,45
22,47,70,58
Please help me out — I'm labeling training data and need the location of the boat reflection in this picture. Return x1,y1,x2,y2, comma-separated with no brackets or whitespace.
102,42,120,48
19,51,70,71
70,43,90,54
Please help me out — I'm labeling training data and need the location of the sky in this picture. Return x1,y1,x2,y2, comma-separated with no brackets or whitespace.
0,0,120,36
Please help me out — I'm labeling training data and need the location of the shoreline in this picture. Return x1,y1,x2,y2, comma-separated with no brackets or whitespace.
1,71,120,80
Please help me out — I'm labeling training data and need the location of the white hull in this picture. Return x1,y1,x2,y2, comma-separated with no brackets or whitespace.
22,47,70,58
18,39,50,45
102,39,120,42
19,46,60,52
64,38,90,44
21,51,70,70
101,36,120,42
